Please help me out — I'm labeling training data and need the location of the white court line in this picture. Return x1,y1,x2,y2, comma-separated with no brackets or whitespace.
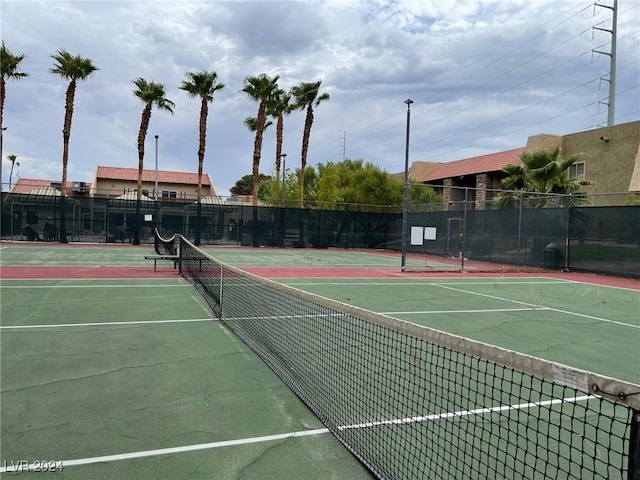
0,429,330,472
0,318,214,330
287,279,570,287
0,395,593,473
383,307,549,315
431,283,640,329
549,277,640,292
340,395,593,429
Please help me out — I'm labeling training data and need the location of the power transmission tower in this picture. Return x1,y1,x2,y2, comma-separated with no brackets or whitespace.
593,0,618,126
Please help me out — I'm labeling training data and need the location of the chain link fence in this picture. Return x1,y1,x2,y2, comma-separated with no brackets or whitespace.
1,188,638,278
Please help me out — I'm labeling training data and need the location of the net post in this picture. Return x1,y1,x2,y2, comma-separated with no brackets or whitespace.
630,409,640,480
177,235,183,274
218,262,223,321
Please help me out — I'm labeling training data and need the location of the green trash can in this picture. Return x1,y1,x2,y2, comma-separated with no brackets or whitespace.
543,243,561,270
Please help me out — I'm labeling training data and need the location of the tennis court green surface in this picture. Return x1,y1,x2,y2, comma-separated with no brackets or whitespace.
1,242,638,479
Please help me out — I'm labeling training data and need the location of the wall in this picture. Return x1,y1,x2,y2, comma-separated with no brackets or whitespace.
561,120,640,204
93,178,211,199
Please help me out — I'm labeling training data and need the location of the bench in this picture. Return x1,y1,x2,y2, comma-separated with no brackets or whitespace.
144,255,179,272
145,228,178,271
145,230,205,272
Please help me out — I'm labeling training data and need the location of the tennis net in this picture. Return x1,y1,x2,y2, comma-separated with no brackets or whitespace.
178,236,640,480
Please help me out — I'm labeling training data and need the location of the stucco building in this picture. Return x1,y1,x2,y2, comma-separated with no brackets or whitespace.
406,120,640,208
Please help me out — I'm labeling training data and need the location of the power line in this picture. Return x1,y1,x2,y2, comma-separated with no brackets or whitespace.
309,0,638,166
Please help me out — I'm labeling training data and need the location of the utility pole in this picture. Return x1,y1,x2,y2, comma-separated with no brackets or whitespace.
339,130,346,161
593,0,617,126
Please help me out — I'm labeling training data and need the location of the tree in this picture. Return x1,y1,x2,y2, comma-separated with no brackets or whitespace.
132,78,175,244
494,147,591,209
7,154,18,188
315,159,442,211
1,41,28,136
268,89,293,180
50,49,98,243
180,70,225,245
239,73,280,205
243,116,272,134
407,180,444,209
290,80,330,206
230,173,272,197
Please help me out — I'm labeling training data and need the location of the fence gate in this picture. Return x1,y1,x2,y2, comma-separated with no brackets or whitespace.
446,217,462,258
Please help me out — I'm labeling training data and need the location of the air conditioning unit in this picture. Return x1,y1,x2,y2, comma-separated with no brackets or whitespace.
72,181,89,193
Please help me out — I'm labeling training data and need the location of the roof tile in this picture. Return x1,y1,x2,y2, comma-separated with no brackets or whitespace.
95,166,212,186
421,148,525,182
10,179,92,194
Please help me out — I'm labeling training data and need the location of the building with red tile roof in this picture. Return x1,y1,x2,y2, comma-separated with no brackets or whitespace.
9,178,92,195
93,165,215,200
399,123,640,208
420,148,525,182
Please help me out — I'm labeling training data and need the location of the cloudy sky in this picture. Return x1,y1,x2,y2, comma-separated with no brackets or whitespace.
1,0,638,196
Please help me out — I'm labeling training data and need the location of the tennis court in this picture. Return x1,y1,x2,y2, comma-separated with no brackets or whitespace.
1,242,638,479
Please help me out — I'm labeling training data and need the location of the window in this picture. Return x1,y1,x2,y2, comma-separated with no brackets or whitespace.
569,162,585,180
162,191,177,199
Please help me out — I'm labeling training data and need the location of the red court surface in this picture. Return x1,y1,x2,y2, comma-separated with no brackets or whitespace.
1,264,638,290
0,265,178,279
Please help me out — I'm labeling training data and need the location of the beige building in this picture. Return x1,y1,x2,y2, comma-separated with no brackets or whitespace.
92,166,215,200
408,120,640,208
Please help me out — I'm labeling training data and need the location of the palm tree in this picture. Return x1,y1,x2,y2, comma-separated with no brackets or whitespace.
7,154,18,188
132,78,175,245
180,70,225,245
494,147,590,208
243,116,273,133
50,49,98,243
290,80,330,206
1,42,28,193
1,41,28,135
239,73,280,206
268,89,293,180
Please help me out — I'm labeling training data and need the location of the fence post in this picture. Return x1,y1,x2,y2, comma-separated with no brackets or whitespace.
517,194,523,267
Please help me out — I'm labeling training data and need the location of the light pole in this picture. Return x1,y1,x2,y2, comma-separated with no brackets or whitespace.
154,134,159,227
401,98,413,271
154,135,159,201
0,127,6,192
281,153,287,208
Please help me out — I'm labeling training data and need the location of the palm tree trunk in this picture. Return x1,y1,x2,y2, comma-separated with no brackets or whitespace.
0,76,5,129
133,103,152,245
195,99,208,246
59,80,76,243
251,101,267,206
299,104,314,207
275,114,284,179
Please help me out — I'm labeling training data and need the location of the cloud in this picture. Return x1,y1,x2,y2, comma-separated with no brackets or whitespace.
1,0,638,196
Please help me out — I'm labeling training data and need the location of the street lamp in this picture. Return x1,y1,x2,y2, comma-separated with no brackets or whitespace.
401,98,413,271
281,153,287,208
